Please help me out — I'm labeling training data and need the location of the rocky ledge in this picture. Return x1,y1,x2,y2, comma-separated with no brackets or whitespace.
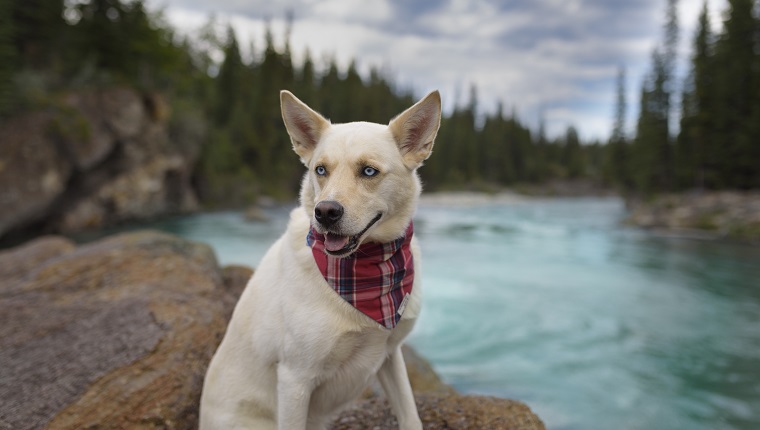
0,231,544,429
0,88,202,242
625,191,760,242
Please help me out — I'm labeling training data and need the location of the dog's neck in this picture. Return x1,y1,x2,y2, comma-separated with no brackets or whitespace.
306,223,414,329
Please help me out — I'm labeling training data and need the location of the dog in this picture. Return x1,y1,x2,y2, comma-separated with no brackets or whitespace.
199,89,441,430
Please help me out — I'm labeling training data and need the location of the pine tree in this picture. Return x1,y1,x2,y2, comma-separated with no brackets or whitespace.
562,126,584,179
607,66,632,189
0,0,14,116
295,48,317,107
463,84,481,182
712,0,757,188
632,51,670,193
214,25,243,126
676,2,714,189
631,0,679,194
11,0,64,70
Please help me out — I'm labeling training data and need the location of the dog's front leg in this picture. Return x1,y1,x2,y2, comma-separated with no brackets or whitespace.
277,363,312,430
377,347,422,430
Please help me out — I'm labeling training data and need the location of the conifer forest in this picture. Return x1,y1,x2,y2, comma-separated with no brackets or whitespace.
1,0,758,206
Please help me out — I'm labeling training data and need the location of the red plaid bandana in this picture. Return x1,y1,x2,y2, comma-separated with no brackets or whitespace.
306,223,415,329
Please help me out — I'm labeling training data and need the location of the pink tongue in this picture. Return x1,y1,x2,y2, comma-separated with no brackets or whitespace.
324,233,350,252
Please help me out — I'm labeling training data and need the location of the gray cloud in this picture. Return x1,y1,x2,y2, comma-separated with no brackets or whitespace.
148,0,724,140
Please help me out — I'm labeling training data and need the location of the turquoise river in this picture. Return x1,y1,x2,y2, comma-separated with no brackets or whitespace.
88,196,760,430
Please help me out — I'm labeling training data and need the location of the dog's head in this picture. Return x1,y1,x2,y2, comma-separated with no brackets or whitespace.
281,90,441,257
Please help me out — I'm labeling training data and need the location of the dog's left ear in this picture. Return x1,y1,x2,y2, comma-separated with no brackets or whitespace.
281,90,331,165
388,90,442,169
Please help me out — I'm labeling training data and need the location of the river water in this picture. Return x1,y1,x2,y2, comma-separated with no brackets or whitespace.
116,197,760,430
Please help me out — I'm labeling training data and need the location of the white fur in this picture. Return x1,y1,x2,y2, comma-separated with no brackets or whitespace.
200,90,441,430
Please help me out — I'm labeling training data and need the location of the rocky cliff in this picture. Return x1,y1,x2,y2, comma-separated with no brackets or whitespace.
0,88,202,242
0,231,545,429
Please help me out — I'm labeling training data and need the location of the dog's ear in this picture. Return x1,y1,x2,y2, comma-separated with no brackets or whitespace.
281,90,330,164
388,90,442,169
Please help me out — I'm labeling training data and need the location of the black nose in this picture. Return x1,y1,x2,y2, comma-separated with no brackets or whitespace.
314,200,344,227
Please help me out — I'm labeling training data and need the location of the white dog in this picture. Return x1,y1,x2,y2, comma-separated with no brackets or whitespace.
199,89,441,430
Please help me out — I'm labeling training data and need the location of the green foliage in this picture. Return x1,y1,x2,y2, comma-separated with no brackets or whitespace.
617,0,760,194
710,0,759,189
0,0,14,116
606,67,632,189
630,0,679,196
21,0,760,210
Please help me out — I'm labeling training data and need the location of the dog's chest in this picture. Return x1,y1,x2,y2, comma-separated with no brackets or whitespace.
309,328,391,409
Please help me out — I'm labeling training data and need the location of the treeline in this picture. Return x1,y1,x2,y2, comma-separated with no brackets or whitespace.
1,0,603,205
609,0,760,193
1,0,756,207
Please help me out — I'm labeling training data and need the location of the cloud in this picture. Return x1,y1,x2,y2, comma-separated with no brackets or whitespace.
148,0,728,141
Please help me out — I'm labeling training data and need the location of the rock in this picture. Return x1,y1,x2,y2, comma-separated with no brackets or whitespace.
243,206,270,222
220,265,254,319
0,231,545,429
0,231,244,429
332,394,545,430
0,112,73,237
349,346,544,429
625,191,760,242
0,236,76,286
58,91,120,170
0,87,202,241
400,345,456,395
99,87,148,140
55,154,199,232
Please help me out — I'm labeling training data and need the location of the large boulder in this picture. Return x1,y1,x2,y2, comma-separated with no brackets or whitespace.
0,231,545,429
0,87,201,241
0,112,73,237
0,231,246,429
333,394,545,430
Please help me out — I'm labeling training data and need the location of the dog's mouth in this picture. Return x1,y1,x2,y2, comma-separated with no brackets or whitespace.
322,213,382,256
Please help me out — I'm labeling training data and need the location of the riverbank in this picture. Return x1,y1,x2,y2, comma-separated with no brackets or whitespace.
625,191,760,243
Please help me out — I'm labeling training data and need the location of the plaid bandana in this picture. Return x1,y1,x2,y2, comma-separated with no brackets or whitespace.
306,223,414,329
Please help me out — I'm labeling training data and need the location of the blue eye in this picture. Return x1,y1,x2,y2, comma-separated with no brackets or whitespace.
315,166,327,176
362,166,378,177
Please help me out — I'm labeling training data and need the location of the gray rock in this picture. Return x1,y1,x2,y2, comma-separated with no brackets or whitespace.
0,112,73,237
0,87,201,240
0,231,238,429
0,231,545,429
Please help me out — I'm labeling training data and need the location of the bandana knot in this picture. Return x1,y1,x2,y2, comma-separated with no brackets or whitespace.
306,223,414,329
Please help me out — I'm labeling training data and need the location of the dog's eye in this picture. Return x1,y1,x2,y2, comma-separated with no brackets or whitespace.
362,166,378,177
315,166,327,176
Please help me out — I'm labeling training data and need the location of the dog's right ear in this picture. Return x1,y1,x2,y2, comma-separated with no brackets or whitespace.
280,90,330,164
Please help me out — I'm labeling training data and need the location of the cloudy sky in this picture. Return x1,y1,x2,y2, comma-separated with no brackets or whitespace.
146,0,726,141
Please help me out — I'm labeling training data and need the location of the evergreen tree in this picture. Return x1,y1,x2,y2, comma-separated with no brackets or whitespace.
0,0,14,116
319,58,341,118
631,0,679,194
532,114,550,182
676,2,714,189
11,0,64,70
214,25,243,125
341,60,366,120
606,66,632,188
632,52,669,193
463,84,481,182
295,48,317,107
562,126,584,179
711,0,758,188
